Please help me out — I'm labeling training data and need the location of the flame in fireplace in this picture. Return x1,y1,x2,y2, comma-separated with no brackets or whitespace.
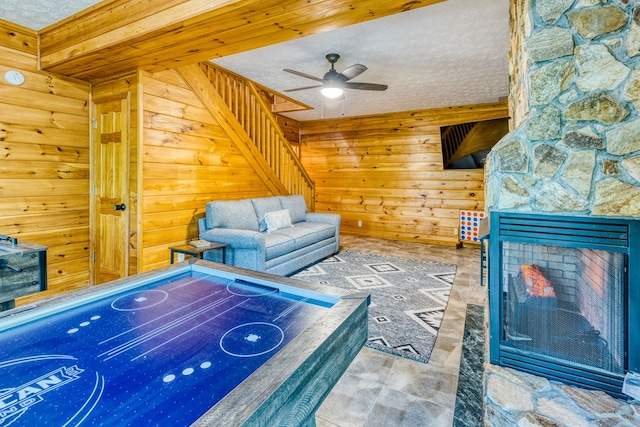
521,264,556,298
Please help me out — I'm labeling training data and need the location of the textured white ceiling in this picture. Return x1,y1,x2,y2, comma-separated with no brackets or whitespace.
213,0,510,121
0,0,100,30
0,0,510,121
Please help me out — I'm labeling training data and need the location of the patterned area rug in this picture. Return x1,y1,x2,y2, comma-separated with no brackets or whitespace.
292,251,457,364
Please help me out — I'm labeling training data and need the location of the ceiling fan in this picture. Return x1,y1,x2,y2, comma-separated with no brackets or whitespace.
283,53,388,98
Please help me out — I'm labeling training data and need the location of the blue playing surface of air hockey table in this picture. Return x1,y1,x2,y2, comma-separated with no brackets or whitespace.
0,260,369,426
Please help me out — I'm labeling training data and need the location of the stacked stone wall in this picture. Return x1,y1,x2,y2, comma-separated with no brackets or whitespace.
507,0,531,130
485,1,640,424
488,0,640,217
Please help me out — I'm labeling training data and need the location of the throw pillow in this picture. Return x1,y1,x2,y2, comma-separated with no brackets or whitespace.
261,209,293,233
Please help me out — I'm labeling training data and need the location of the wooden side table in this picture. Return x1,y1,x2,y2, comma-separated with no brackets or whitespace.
169,242,228,264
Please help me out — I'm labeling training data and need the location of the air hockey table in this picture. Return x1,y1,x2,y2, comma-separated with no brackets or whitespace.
0,258,369,426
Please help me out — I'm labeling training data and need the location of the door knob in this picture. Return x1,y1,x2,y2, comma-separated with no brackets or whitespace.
113,203,126,211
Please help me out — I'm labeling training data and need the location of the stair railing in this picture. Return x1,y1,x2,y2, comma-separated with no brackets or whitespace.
441,121,475,167
200,62,315,210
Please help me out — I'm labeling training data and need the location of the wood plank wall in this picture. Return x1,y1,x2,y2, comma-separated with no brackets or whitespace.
276,115,301,145
0,17,506,302
139,69,273,271
0,22,92,300
300,103,509,246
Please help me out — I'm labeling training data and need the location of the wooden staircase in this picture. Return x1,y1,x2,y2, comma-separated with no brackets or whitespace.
195,62,315,210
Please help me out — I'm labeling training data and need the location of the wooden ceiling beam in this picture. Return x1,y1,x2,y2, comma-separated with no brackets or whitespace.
39,0,444,82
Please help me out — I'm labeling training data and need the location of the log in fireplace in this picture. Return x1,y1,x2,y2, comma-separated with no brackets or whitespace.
488,212,639,398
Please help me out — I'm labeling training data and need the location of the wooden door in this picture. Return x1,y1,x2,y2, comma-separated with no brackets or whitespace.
93,95,130,284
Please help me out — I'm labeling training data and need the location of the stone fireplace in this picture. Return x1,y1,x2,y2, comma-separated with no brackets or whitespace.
488,212,637,396
484,0,640,424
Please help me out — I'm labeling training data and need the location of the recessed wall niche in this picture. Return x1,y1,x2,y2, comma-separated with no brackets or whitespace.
440,118,509,169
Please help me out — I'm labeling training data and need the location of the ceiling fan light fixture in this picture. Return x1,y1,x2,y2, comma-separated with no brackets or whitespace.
284,53,385,100
321,86,344,99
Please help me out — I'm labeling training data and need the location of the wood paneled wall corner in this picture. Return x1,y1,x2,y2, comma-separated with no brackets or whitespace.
0,28,92,304
139,68,273,272
133,69,145,276
0,19,38,56
300,102,508,246
276,115,301,146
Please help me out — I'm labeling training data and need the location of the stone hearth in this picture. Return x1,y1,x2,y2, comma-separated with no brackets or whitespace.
485,365,640,426
484,0,640,425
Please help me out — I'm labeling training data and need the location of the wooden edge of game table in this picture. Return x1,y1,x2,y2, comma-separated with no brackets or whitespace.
189,259,369,427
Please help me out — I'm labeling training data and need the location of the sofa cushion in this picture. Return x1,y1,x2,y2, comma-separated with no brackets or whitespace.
279,195,307,223
206,199,259,231
263,232,296,259
271,222,335,250
251,197,283,227
262,209,293,233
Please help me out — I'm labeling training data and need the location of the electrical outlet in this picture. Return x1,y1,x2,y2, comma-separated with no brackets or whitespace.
357,220,363,227
177,253,185,262
453,227,458,236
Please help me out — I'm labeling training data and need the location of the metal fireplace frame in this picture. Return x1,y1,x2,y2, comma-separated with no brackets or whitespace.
488,212,640,398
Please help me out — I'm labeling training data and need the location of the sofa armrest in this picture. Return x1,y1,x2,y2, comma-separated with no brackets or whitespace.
200,228,265,250
305,212,341,228
306,212,341,253
197,217,208,235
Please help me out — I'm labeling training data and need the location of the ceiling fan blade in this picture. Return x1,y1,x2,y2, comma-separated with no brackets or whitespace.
284,84,324,92
339,64,367,81
283,69,324,82
344,82,388,91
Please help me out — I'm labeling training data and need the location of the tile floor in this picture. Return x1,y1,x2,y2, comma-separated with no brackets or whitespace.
315,235,485,427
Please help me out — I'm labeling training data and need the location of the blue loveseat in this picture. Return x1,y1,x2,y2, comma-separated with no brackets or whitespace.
197,195,340,276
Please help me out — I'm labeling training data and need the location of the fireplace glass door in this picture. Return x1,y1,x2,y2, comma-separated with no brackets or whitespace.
502,242,626,374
